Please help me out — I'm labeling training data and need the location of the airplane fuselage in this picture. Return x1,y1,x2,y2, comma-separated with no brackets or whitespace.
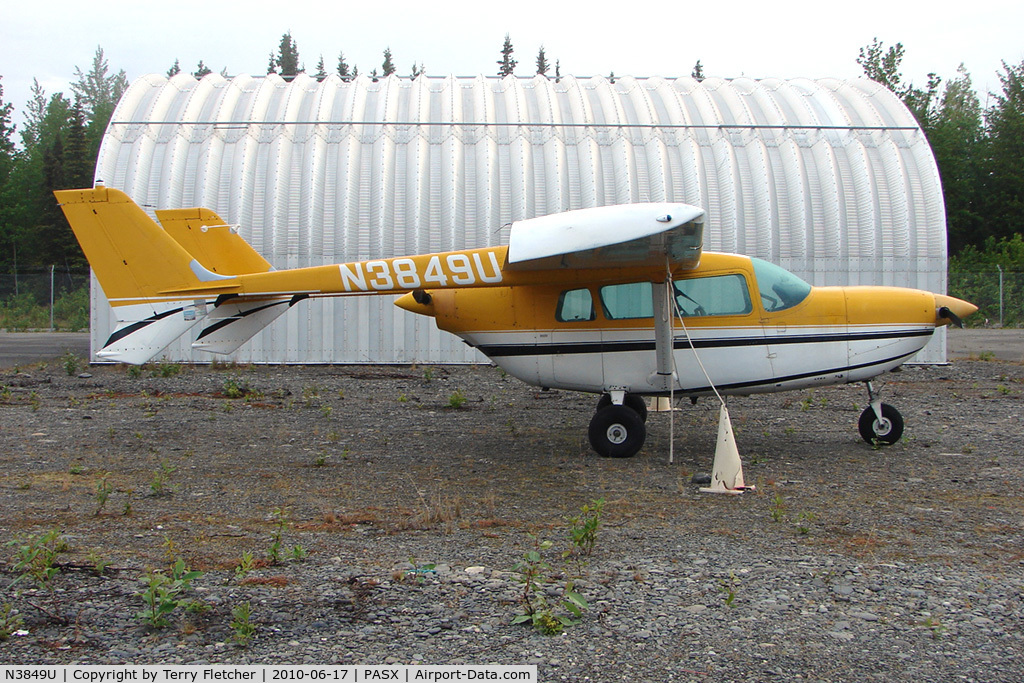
398,252,949,399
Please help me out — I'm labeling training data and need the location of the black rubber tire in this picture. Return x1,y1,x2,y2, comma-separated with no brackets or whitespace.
596,393,649,423
858,403,904,445
589,405,646,458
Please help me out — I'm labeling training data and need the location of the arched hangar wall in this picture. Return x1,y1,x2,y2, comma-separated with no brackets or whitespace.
94,73,947,363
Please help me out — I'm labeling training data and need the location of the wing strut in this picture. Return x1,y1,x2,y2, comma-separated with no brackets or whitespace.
662,267,754,494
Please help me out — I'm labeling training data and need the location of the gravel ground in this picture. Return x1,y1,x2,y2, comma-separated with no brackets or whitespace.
0,357,1022,681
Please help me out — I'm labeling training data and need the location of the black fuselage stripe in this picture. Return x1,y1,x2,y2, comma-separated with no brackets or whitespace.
674,350,919,395
474,328,933,358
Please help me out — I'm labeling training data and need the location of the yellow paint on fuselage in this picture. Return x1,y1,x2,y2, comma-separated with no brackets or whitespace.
397,252,972,338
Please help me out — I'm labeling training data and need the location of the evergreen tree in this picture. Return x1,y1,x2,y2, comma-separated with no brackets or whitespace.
193,60,212,79
272,31,302,80
930,65,984,252
981,60,1024,242
337,51,351,81
410,62,425,79
381,48,396,77
267,51,278,75
0,76,15,178
70,46,128,161
555,60,561,81
314,55,328,82
535,46,549,77
64,100,92,190
497,34,516,77
167,59,181,78
0,76,17,258
692,59,705,81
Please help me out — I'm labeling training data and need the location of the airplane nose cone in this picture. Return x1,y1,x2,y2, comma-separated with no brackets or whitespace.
395,290,436,317
934,294,978,327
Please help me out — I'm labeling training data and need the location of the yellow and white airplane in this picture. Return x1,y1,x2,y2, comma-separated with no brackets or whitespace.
56,186,976,458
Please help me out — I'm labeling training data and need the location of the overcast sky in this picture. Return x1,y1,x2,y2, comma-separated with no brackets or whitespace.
3,0,1022,128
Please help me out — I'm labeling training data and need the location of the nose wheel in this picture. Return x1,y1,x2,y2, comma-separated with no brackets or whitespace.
859,382,904,445
589,396,647,458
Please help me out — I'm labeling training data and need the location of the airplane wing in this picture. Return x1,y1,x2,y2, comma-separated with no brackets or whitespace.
506,203,704,271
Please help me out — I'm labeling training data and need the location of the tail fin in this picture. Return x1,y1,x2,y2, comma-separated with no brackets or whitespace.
55,186,240,364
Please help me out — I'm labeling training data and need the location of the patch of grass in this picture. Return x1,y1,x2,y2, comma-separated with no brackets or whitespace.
448,389,467,409
136,559,202,629
230,601,257,646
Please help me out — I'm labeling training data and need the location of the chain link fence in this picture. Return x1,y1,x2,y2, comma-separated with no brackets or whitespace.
948,271,1023,328
0,268,91,331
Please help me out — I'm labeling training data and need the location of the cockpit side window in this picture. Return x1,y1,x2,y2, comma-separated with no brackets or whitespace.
673,274,752,317
751,258,812,312
556,288,596,322
599,274,753,320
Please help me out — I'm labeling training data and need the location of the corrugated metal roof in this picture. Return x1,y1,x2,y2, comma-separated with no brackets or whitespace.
94,73,947,363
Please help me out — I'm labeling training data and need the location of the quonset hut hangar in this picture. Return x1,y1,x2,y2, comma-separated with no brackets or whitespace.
93,73,947,363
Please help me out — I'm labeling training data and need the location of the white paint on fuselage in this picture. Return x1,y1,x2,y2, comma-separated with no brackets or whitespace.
463,323,936,397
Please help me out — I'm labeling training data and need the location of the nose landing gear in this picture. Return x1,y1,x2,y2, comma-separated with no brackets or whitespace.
858,381,904,445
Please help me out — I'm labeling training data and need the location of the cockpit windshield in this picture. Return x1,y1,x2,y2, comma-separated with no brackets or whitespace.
751,258,811,312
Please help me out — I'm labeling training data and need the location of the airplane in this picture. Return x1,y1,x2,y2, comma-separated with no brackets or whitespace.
55,185,977,459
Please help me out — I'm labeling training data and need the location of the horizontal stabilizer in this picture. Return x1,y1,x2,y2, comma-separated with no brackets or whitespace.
157,208,273,276
97,301,207,365
191,296,303,355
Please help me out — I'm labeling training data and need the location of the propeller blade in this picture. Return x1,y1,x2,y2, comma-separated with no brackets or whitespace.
939,306,964,328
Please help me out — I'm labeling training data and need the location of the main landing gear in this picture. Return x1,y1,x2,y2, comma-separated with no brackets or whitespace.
858,381,904,445
589,393,649,458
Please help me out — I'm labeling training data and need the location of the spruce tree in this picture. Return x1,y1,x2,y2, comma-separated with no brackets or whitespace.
381,48,396,77
193,60,212,79
981,60,1024,242
0,77,14,173
691,59,705,81
70,47,127,171
497,34,516,77
167,59,181,78
337,51,352,81
314,55,328,82
273,31,301,80
930,65,984,252
64,100,92,190
535,46,549,77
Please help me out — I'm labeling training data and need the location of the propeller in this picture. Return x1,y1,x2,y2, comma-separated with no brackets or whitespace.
938,306,964,328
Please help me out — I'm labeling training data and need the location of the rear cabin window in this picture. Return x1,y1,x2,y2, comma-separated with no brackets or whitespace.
556,288,595,322
599,274,752,320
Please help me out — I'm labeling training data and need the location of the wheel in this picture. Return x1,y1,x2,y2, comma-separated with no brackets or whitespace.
596,393,649,422
858,403,904,445
588,405,646,458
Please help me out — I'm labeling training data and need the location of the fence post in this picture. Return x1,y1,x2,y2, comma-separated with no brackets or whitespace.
996,265,1004,328
50,264,55,331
